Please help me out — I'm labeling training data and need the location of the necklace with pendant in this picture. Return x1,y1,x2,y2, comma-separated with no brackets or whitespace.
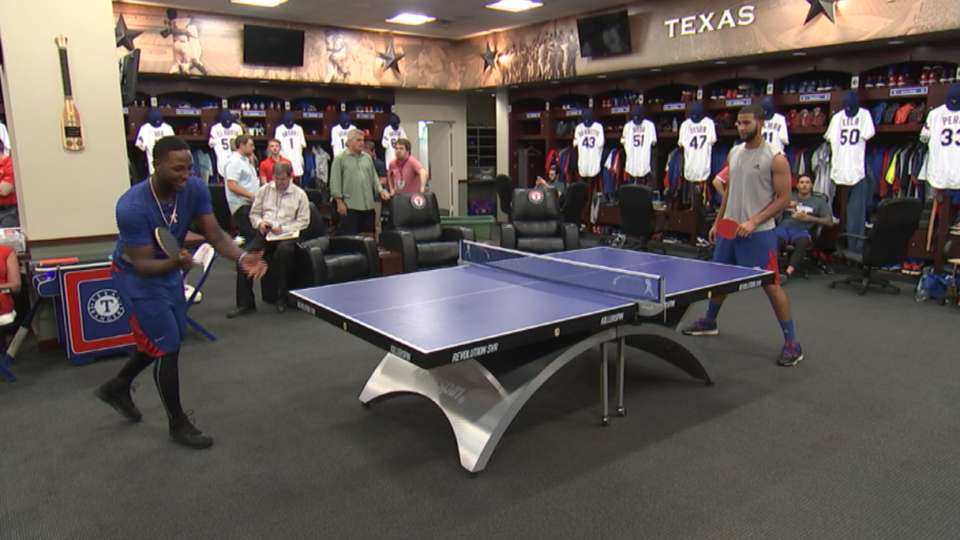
149,176,178,227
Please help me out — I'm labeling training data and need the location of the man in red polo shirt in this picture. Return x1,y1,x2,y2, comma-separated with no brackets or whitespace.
259,139,293,184
0,140,17,227
387,138,427,194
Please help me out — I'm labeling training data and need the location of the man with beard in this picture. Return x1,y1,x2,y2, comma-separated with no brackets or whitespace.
682,105,803,367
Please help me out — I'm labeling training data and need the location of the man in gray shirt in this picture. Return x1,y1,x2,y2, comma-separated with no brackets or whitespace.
775,175,833,279
683,104,803,367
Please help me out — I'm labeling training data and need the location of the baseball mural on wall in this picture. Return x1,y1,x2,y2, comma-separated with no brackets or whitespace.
114,0,960,90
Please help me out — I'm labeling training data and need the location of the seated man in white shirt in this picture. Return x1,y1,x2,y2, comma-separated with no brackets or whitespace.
229,162,310,316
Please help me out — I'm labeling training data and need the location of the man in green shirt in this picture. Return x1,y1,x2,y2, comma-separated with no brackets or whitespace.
330,129,391,234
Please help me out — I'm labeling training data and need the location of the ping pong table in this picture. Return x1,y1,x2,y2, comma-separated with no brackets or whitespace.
293,241,774,473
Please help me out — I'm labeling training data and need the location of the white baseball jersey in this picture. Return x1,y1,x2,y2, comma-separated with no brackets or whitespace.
135,122,175,174
274,123,307,176
331,124,358,157
0,121,10,155
761,113,790,154
573,122,605,178
825,109,875,186
620,119,657,177
209,122,244,176
381,125,407,166
920,104,960,189
679,117,717,182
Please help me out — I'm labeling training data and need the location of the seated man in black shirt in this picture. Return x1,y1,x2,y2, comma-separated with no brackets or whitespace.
774,175,833,278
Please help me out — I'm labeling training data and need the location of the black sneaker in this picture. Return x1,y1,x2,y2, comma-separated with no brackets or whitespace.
681,317,719,336
95,379,142,422
226,307,255,319
169,413,214,449
777,342,804,367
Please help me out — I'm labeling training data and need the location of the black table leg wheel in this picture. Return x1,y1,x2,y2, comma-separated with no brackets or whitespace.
616,407,626,417
601,417,609,426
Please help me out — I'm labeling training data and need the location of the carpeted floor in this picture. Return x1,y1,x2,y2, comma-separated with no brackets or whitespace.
2,259,959,539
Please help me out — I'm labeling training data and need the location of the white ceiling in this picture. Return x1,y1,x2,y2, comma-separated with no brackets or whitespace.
128,0,632,39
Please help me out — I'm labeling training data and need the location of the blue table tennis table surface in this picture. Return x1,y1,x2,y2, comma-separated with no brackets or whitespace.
293,247,772,362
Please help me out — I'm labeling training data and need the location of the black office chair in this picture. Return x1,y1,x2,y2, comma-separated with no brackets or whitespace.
208,184,234,234
829,197,922,295
618,184,656,251
561,181,589,224
501,188,579,254
495,175,514,219
380,192,474,272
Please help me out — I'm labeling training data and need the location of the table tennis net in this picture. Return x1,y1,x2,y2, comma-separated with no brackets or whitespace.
460,241,664,304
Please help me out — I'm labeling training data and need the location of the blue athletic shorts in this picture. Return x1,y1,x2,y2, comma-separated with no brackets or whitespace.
713,229,780,284
774,226,812,243
111,263,186,357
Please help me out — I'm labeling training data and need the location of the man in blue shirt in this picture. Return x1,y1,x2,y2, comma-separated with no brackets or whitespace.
96,137,266,449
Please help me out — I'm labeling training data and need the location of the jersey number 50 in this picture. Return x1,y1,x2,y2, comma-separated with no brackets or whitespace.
839,128,861,145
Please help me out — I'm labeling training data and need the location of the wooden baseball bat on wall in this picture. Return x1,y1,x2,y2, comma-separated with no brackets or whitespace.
54,35,84,152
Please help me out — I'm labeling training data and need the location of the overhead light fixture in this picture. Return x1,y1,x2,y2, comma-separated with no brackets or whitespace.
231,0,288,6
485,0,544,13
385,12,437,25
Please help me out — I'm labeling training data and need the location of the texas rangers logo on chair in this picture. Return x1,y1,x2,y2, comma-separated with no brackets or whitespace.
59,263,136,364
410,193,427,209
87,289,125,323
528,190,545,204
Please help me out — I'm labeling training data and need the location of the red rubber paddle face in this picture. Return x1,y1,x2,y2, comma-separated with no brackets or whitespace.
716,218,739,240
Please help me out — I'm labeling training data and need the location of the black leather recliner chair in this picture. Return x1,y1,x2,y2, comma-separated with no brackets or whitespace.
381,192,475,272
293,202,379,287
501,188,579,253
261,203,379,302
829,197,922,295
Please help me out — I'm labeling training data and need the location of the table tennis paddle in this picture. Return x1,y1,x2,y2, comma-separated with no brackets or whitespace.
716,218,739,240
154,227,180,259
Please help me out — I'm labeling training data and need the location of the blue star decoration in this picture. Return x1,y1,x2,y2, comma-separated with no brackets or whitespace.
481,44,499,71
115,15,142,51
804,0,837,24
378,43,405,76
